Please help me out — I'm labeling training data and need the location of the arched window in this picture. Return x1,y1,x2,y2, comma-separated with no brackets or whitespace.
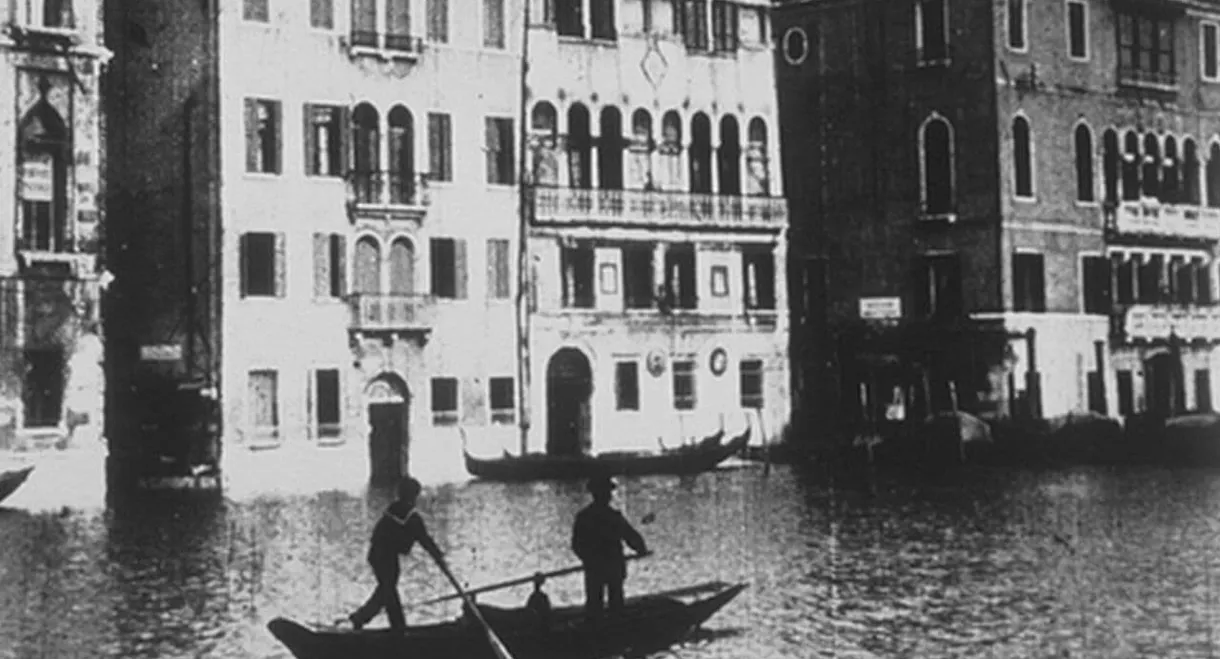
746,117,770,196
353,103,381,203
1074,124,1094,203
717,115,741,196
354,236,382,294
389,238,415,295
1013,116,1032,198
629,109,654,190
598,106,623,190
567,104,592,189
388,105,415,204
1184,139,1200,205
1122,131,1140,201
531,102,559,185
1142,134,1160,199
18,101,68,252
921,115,953,215
1207,142,1220,208
658,110,683,192
532,102,558,139
1102,129,1119,205
1163,136,1179,203
689,112,713,194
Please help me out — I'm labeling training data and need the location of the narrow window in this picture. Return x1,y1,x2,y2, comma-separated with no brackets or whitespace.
682,0,709,51
487,238,511,299
1012,252,1046,312
1185,139,1201,205
1123,131,1140,201
710,265,729,297
352,0,377,46
489,377,515,424
427,0,449,43
248,370,279,431
428,112,453,182
1116,370,1134,416
1142,134,1160,199
387,106,416,204
1163,136,1179,203
746,117,770,196
313,233,347,298
1087,370,1105,414
598,107,624,190
561,243,596,308
557,0,583,37
1196,257,1212,303
916,0,947,62
305,104,344,177
916,253,962,318
1081,255,1112,314
1205,23,1219,80
1013,116,1033,198
431,377,459,425
315,369,341,437
241,232,279,297
615,361,640,410
385,0,412,51
1102,129,1120,204
1067,1,1087,59
484,0,505,48
689,113,713,194
329,235,346,297
672,360,696,410
18,102,68,253
921,116,953,214
591,0,616,40
711,0,738,52
1075,124,1094,202
718,115,741,195
354,236,381,295
568,104,593,189
311,0,334,28
1197,370,1213,412
599,263,618,295
1113,254,1134,304
1209,143,1220,208
1007,0,1025,50
245,99,281,174
485,117,515,184
389,238,414,294
622,244,654,309
22,349,64,427
742,247,775,309
664,244,697,310
740,359,764,409
244,0,269,22
430,238,467,299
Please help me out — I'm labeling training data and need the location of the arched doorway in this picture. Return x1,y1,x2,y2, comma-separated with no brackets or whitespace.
1145,352,1177,418
366,375,410,485
546,348,592,456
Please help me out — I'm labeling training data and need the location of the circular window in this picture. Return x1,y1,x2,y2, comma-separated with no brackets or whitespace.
782,27,809,66
709,348,728,377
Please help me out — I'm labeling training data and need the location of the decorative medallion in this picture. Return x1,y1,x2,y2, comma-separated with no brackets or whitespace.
782,27,809,66
646,348,667,377
709,347,728,377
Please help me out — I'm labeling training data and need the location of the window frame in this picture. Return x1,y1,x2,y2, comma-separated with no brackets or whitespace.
483,0,506,49
1203,21,1220,82
240,232,283,298
488,376,515,424
485,116,516,185
739,359,764,409
313,368,342,438
1012,250,1047,313
1007,0,1027,52
310,0,334,29
1066,0,1089,61
430,377,460,425
914,0,950,66
245,98,282,175
615,361,640,411
918,113,956,218
1012,114,1035,200
1074,121,1096,204
248,369,280,434
672,359,696,411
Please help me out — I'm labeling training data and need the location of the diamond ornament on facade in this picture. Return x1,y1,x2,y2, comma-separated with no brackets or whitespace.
641,36,668,90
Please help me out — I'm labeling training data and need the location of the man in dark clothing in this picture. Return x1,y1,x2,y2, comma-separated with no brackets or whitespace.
571,476,649,622
348,476,447,630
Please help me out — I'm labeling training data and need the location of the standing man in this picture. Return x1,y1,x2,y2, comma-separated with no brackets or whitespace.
347,476,448,630
571,476,649,622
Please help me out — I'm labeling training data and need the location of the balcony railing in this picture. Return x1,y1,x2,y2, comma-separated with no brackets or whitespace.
348,293,434,332
347,171,429,221
1105,199,1220,242
347,31,423,57
1117,67,1178,92
532,186,787,230
1118,304,1220,342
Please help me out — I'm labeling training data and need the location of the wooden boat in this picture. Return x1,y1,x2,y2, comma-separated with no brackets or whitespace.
463,427,750,482
0,465,34,505
268,580,747,659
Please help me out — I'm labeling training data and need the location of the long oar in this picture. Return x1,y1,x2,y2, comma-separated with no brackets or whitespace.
436,562,516,659
413,552,651,607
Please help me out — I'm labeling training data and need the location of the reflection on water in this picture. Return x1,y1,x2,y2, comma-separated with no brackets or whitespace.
2,463,1220,658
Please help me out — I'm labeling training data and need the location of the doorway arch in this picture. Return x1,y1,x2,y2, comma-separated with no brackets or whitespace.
365,374,410,485
546,348,592,456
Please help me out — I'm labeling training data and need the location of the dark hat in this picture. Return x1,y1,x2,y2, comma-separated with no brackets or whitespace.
587,476,616,494
398,476,423,500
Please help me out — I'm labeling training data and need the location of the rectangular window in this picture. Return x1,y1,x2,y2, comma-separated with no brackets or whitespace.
248,370,279,430
311,0,333,28
672,359,696,410
1115,255,1135,304
489,377,515,424
487,238,511,299
430,238,467,299
682,0,709,51
431,377,459,425
352,0,377,45
599,263,619,295
742,247,775,309
484,0,505,48
245,99,281,174
1068,1,1087,59
22,349,63,428
305,104,344,177
241,232,284,298
916,253,962,318
313,233,347,298
1197,369,1213,412
1012,252,1046,312
428,0,449,43
1204,23,1219,80
1116,370,1134,416
591,0,616,40
622,244,654,309
1196,258,1213,304
557,0,583,37
740,359,764,409
615,361,640,411
710,265,729,297
315,369,341,437
244,0,269,22
428,113,453,182
561,243,596,308
711,0,738,52
1007,0,1025,50
917,0,948,62
664,244,697,310
386,0,412,50
485,117,515,184
1087,371,1106,414
1082,255,1111,314
1117,11,1175,86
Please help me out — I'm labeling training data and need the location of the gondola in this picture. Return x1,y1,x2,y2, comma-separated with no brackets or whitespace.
267,580,747,659
463,426,751,482
0,465,34,505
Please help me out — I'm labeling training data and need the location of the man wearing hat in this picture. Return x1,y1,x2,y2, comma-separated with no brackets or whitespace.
571,475,649,622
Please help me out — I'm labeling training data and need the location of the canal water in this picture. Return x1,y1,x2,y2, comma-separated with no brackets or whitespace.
2,456,1220,658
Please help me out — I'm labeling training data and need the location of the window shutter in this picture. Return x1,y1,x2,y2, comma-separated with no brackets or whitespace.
340,106,353,176
313,232,329,298
272,101,283,174
274,232,287,297
239,233,251,297
485,118,499,183
455,239,468,299
1032,254,1046,311
245,99,260,172
304,104,317,175
336,235,348,296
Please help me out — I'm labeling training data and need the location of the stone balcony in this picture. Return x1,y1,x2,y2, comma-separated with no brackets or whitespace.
346,293,434,341
1105,200,1220,242
346,171,429,223
1116,304,1220,343
532,186,787,232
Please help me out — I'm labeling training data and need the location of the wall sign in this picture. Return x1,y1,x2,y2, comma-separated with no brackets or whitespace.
859,296,902,320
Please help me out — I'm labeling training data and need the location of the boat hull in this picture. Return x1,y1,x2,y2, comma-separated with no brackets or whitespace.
268,582,746,659
464,428,750,482
0,466,34,505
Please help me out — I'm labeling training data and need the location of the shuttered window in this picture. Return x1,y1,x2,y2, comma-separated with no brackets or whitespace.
313,233,347,299
484,0,505,48
485,117,515,184
427,0,449,42
241,232,283,298
245,99,281,174
430,238,467,299
487,239,511,299
311,0,333,28
304,104,345,177
428,112,452,181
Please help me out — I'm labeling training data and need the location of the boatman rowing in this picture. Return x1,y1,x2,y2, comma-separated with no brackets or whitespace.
571,476,650,623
